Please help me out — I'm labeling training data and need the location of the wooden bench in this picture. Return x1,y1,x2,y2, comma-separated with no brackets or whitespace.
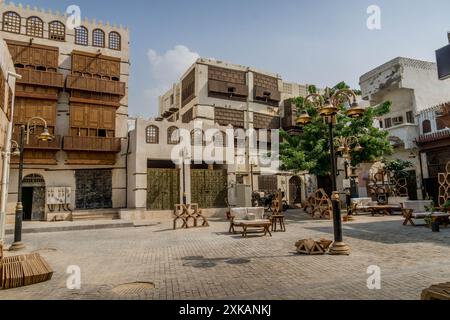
229,207,272,237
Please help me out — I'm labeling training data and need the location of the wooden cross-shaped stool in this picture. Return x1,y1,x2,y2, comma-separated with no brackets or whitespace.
191,204,209,227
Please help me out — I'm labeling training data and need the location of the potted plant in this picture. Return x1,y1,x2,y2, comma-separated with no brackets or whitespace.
424,201,440,232
442,200,450,212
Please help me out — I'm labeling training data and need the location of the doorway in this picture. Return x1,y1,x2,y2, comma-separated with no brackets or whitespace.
22,174,46,221
289,176,302,204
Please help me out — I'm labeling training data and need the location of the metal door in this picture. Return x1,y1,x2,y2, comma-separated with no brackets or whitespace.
31,187,46,221
191,169,227,208
75,169,112,209
147,169,180,210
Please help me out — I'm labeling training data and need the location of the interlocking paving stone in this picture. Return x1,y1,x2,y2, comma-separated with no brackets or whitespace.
1,211,450,300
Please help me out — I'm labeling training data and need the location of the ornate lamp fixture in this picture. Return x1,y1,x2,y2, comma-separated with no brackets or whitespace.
296,88,365,256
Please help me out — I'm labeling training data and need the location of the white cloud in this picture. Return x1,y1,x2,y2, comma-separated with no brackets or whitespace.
145,45,200,117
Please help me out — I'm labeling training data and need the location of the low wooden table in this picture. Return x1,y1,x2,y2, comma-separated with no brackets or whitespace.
240,221,272,238
422,282,450,300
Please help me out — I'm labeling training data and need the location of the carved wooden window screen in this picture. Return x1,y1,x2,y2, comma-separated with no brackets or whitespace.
191,129,204,146
93,29,105,47
213,131,226,147
109,32,121,50
422,120,431,134
26,16,43,38
49,21,65,41
75,26,88,45
146,125,159,144
182,108,193,124
182,69,195,107
438,162,450,207
2,12,21,33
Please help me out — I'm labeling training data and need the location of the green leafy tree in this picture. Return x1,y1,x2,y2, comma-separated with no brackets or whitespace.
382,159,413,179
280,82,392,176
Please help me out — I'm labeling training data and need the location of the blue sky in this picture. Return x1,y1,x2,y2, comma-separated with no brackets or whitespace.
20,0,450,118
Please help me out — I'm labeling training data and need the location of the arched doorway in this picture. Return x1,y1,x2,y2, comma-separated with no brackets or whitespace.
22,174,46,221
289,176,302,205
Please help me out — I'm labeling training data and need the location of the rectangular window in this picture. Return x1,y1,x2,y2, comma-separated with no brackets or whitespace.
406,111,414,124
98,129,107,137
392,116,404,125
385,118,392,128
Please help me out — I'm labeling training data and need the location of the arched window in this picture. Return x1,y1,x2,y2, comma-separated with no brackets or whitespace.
49,21,65,41
93,29,105,47
146,125,159,144
214,131,227,147
422,120,432,134
26,16,43,37
167,126,180,145
75,26,88,45
109,31,121,50
191,129,204,146
2,11,21,33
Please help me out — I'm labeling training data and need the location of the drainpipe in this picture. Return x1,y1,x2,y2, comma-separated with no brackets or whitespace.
0,71,21,244
124,123,134,209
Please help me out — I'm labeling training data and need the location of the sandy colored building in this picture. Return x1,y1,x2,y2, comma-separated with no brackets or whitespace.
0,34,16,238
0,1,130,223
125,59,316,218
416,102,450,201
360,57,450,200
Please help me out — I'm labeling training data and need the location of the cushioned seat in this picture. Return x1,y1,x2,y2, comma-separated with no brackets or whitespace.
411,212,430,219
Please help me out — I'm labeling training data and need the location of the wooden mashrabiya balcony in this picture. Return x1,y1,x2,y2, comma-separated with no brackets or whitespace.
63,136,122,153
66,75,126,97
16,69,64,88
13,133,62,150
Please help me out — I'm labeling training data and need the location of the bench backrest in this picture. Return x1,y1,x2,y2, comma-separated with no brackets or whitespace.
351,198,372,207
230,207,265,220
388,197,409,206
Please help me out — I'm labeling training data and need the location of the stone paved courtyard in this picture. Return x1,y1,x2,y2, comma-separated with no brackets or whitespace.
1,210,450,300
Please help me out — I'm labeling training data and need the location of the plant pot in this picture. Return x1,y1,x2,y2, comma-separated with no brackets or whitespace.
431,221,440,233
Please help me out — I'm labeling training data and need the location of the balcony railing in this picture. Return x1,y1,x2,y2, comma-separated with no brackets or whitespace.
66,75,126,96
16,69,64,88
13,133,62,150
63,136,122,153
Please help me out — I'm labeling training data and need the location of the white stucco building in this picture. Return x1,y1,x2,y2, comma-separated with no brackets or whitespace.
360,57,450,199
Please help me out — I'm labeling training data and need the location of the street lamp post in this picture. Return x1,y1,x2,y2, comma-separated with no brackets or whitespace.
334,136,364,217
296,89,365,256
9,117,54,251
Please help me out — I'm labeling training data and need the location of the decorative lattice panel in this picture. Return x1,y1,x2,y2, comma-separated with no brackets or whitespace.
390,177,409,197
438,162,450,207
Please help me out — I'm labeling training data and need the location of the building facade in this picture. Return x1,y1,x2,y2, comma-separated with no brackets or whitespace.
416,102,450,202
0,34,16,237
125,59,316,218
360,57,450,200
0,1,130,223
